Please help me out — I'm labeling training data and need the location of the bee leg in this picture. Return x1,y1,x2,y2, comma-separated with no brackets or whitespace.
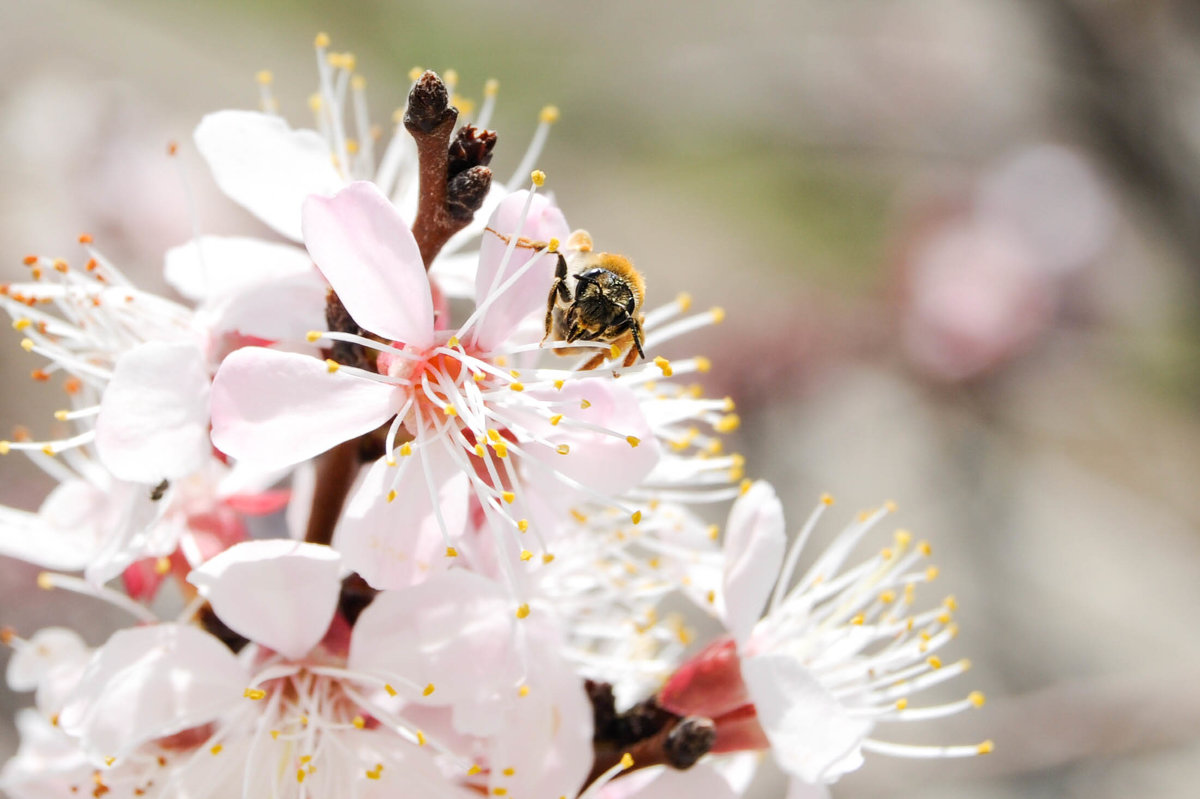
622,343,640,368
484,227,547,250
630,315,646,360
579,350,608,371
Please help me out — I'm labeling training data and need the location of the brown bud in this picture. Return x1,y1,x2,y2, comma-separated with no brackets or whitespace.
446,165,493,221
447,125,497,177
404,70,457,134
338,573,379,625
663,716,716,770
198,604,250,653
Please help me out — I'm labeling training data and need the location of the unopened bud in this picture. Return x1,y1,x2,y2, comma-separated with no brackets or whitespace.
404,71,455,134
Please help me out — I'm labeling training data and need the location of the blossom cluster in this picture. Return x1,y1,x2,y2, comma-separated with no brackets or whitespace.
0,35,990,799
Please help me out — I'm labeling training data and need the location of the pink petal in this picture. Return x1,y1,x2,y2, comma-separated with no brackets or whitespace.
723,481,785,645
164,235,314,302
95,342,212,484
187,540,342,659
614,764,740,799
57,624,245,761
203,267,329,344
517,379,661,496
302,181,434,347
194,111,344,241
658,636,750,720
334,448,469,591
211,347,403,471
740,653,871,784
471,191,569,350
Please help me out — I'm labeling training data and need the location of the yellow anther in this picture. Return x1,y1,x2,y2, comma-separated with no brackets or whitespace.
341,53,357,71
609,343,622,360
676,292,693,311
443,404,458,417
968,691,986,708
305,330,323,342
894,529,912,548
626,435,641,448
960,658,972,671
11,318,30,331
570,509,587,523
884,500,898,513
352,715,366,729
895,698,908,710
710,307,726,323
351,75,366,91
385,683,398,696
509,381,525,392
468,764,482,776
366,765,382,780
879,589,896,604
244,688,266,700
548,237,560,252
556,444,570,455
541,553,554,564
722,397,736,412
399,442,413,456
386,490,397,503
706,589,716,604
502,491,515,504
518,519,530,533
553,379,565,390
943,595,958,611
493,442,508,458
708,524,720,541
619,753,634,769
416,730,427,746
53,409,68,421
484,78,500,97
539,105,560,124
918,540,932,556
41,445,55,457
446,547,458,558
715,414,740,433
308,93,323,112
937,612,952,625
920,631,932,642
516,603,530,619
442,68,458,87
880,548,894,561
580,398,592,409
927,656,943,670
739,478,752,495
473,443,486,457
486,429,501,442
549,414,564,426
654,356,673,377
325,358,340,373
20,338,34,352
947,622,960,638
314,32,331,48
631,510,643,525
473,371,485,382
492,789,507,796
502,767,516,777
925,566,940,581
977,740,995,755
447,336,460,348
408,66,423,81
531,170,546,187
296,769,306,784
695,356,712,373
256,70,273,85
520,549,532,562
850,613,865,626
154,557,171,576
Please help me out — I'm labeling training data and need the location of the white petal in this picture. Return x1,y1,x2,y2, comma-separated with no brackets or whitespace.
334,449,468,590
188,539,342,659
6,628,88,692
0,486,98,570
210,347,402,471
58,624,245,761
95,342,212,483
203,267,329,343
619,763,740,799
740,653,871,784
302,181,434,347
194,111,343,241
164,235,314,302
723,481,786,644
786,779,833,799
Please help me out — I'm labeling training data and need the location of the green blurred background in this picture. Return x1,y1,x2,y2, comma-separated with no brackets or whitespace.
4,1,1200,797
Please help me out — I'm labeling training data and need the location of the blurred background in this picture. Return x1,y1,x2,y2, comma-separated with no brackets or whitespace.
3,0,1200,797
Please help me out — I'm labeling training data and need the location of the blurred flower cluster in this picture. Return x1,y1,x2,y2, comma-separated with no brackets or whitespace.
0,35,990,799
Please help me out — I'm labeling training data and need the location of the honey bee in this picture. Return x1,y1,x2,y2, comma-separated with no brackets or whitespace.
485,228,646,371
544,230,646,371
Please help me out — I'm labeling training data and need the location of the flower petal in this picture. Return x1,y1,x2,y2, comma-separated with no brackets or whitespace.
164,235,314,302
740,653,871,784
94,342,211,484
5,629,89,693
194,111,343,241
334,448,469,590
210,347,402,471
58,624,245,761
203,267,329,343
471,191,569,350
187,540,342,659
723,481,785,644
302,181,434,347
